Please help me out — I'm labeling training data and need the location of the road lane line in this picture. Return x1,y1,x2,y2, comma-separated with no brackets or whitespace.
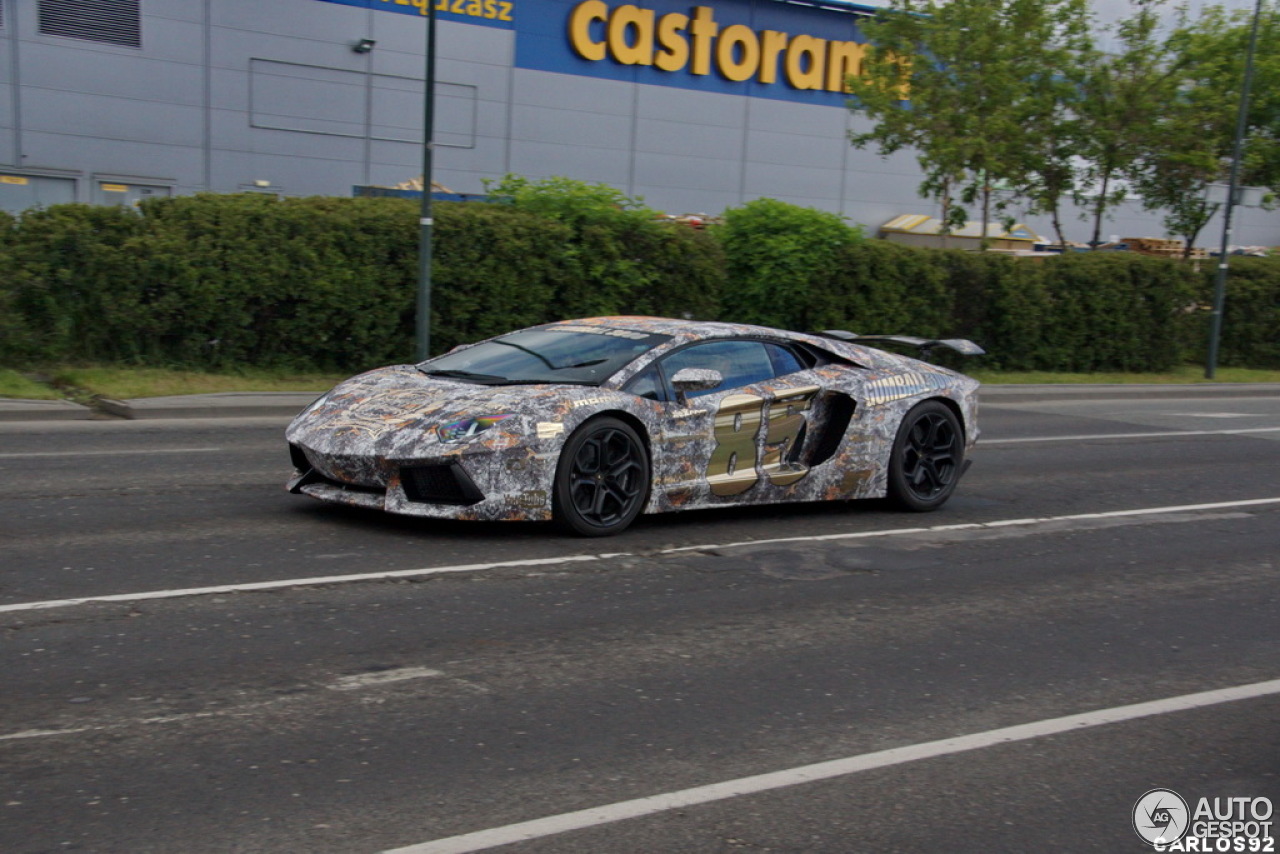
381,678,1280,854
329,667,445,691
0,727,92,741
658,496,1280,553
2,497,1279,616
982,426,1280,445
0,554,621,614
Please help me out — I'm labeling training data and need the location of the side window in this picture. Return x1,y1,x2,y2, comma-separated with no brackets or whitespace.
766,343,806,377
624,362,668,402
660,340,776,397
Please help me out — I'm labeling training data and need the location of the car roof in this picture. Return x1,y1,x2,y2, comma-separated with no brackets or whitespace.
538,316,917,374
543,315,803,344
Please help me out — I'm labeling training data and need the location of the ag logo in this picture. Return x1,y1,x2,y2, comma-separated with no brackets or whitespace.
1133,788,1190,846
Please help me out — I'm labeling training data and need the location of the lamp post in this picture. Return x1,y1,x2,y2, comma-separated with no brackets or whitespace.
1205,0,1263,380
415,1,437,362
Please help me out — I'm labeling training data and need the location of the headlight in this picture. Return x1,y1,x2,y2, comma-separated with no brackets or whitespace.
437,413,516,443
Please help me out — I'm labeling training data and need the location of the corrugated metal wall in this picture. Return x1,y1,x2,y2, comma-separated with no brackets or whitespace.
0,0,1274,246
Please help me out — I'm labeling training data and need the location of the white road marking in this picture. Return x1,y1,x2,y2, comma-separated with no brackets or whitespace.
329,667,444,691
1,669,454,741
381,678,1280,854
1160,412,1254,418
0,727,91,742
0,447,224,459
0,555,622,615
1,498,1278,616
982,426,1280,444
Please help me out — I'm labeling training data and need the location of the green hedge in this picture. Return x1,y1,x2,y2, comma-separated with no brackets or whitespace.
1201,257,1280,368
0,193,724,370
0,192,1276,372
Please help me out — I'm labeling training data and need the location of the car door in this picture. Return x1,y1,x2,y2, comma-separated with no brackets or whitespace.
646,339,823,501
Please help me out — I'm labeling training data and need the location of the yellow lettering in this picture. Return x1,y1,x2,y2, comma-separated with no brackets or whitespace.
484,0,496,16
451,0,466,13
563,0,877,94
758,30,787,84
825,40,864,92
410,0,428,14
608,5,656,66
716,24,759,82
654,13,689,72
499,0,512,20
569,0,609,61
785,35,826,90
688,6,718,76
466,0,482,15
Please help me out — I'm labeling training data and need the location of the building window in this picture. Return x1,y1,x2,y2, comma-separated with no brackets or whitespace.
39,0,141,48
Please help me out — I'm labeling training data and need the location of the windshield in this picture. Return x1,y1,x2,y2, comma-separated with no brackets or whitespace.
418,326,671,385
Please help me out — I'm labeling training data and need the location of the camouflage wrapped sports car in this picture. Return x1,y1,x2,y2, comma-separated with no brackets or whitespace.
286,316,982,536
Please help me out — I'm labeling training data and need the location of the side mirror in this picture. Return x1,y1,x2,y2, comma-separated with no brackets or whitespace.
670,368,722,405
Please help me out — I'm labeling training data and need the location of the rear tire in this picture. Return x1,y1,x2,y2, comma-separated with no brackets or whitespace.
553,417,650,536
886,400,964,512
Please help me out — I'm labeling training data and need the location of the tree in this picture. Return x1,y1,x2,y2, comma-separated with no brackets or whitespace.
1120,3,1280,257
1073,2,1183,248
847,0,1094,247
1165,2,1280,196
1211,2,1280,194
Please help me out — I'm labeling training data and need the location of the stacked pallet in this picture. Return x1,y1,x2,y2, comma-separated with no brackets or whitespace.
1122,237,1207,259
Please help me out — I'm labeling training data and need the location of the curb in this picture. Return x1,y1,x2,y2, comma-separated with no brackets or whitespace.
94,392,316,420
0,398,96,422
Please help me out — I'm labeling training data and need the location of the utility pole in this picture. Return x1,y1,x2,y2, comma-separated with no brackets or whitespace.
1206,0,1263,379
415,2,437,362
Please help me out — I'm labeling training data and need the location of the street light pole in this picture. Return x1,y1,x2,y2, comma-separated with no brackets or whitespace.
415,1,437,362
1205,0,1263,380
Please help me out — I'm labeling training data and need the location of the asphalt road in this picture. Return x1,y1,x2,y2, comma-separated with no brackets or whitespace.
1,390,1278,854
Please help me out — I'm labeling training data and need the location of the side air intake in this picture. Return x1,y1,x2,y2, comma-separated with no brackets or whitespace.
401,463,484,506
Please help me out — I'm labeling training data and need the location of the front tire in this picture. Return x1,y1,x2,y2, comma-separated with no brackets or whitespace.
553,417,650,536
886,400,964,512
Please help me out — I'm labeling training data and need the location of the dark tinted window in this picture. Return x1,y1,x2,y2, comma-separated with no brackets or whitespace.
766,343,806,376
625,363,667,402
660,340,799,397
420,326,670,386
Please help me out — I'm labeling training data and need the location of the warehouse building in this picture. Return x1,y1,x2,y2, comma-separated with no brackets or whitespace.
1,0,1275,245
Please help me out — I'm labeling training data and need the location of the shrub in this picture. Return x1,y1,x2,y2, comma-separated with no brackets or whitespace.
1034,253,1197,372
486,174,723,321
715,198,864,330
0,187,1274,374
810,239,953,337
1193,257,1280,368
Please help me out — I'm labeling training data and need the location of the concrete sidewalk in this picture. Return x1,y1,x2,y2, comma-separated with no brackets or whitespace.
1,383,1278,422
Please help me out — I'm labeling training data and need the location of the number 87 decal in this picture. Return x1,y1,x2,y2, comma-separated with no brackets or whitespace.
707,386,821,497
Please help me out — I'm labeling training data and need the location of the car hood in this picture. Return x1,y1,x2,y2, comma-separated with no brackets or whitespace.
286,365,604,458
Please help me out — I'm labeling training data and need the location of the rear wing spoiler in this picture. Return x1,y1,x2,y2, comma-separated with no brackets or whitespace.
819,330,986,357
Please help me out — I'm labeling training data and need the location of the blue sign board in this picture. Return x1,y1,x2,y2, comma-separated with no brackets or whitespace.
316,0,516,30
316,0,875,106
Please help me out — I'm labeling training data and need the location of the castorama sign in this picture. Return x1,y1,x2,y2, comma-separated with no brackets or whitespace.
317,0,877,106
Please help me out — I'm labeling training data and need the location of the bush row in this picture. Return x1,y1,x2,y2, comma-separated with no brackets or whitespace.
0,191,1276,372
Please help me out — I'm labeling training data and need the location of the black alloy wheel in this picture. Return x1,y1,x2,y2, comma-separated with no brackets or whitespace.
886,400,964,512
554,417,650,536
